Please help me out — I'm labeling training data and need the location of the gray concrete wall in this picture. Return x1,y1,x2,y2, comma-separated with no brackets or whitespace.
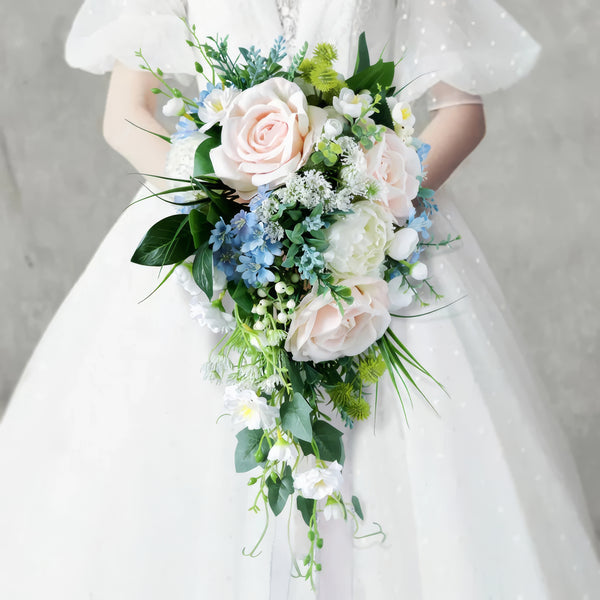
1,1,599,531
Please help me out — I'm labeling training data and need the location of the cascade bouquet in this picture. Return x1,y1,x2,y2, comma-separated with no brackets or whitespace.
131,23,457,587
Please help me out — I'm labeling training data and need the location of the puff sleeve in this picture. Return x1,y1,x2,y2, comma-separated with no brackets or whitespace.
395,0,541,102
65,0,197,77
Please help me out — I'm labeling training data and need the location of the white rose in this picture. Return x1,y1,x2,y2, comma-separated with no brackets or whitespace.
162,97,186,117
224,386,280,431
284,277,391,362
190,297,235,333
197,86,240,132
410,262,429,281
333,88,373,119
293,461,343,501
324,201,393,279
388,227,419,262
322,118,344,140
387,276,415,311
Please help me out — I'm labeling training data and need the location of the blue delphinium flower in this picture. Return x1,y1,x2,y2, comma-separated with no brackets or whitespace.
298,244,325,284
214,246,241,281
230,210,259,243
249,185,272,213
237,254,276,287
416,142,431,167
408,211,432,241
209,219,236,252
171,117,200,142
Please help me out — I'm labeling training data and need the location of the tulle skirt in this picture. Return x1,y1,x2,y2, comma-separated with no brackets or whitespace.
0,190,599,599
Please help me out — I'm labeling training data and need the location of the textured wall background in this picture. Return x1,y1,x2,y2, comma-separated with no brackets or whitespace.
0,1,598,532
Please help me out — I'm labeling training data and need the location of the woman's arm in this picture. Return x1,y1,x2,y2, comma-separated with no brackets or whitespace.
103,61,171,182
418,102,486,191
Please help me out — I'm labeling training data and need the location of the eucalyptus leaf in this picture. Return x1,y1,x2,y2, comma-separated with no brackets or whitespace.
266,466,294,516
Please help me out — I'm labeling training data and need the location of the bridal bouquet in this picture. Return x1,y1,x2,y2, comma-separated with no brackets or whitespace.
131,24,455,587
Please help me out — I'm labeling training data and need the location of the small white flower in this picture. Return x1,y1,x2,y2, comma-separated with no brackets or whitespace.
323,497,345,521
165,131,208,181
189,297,235,333
410,262,429,281
293,461,343,500
322,118,344,140
387,276,415,311
223,386,280,431
267,435,298,465
333,88,373,120
162,97,186,117
175,265,203,296
388,228,420,262
197,87,240,132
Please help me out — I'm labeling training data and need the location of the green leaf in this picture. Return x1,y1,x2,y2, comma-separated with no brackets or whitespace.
192,241,213,299
266,465,294,516
229,279,254,314
299,420,345,465
353,32,371,75
131,214,195,266
283,353,304,396
125,119,172,143
351,495,364,520
280,393,313,442
189,208,210,248
297,496,315,526
234,428,270,473
193,136,220,177
346,59,395,95
373,95,394,129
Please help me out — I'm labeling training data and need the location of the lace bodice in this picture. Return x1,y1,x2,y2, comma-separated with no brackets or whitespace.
65,0,541,103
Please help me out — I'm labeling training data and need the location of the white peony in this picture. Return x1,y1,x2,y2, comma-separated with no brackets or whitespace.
267,435,298,465
333,88,374,120
224,386,280,431
410,262,429,281
388,227,420,262
324,201,393,279
387,276,415,311
189,297,235,333
293,461,343,501
197,86,240,132
162,97,186,117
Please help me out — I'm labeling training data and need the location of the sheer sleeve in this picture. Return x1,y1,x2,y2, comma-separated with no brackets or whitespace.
64,0,197,77
395,0,541,103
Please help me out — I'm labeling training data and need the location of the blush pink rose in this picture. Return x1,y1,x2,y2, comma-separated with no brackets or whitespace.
365,131,422,222
284,277,391,363
210,78,327,199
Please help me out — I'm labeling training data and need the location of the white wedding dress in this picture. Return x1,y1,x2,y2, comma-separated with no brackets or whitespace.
1,1,599,598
